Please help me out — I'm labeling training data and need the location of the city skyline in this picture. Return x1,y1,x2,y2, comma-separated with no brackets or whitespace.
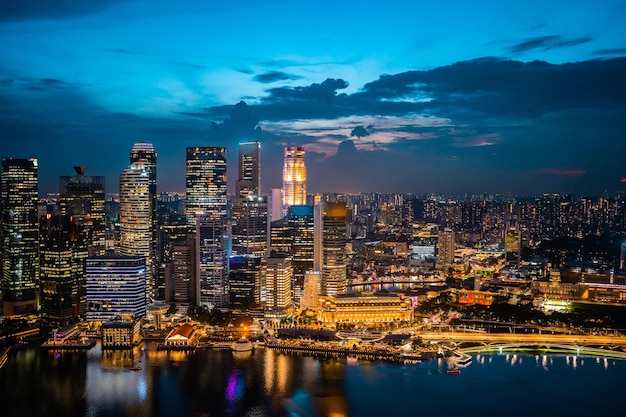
1,1,626,195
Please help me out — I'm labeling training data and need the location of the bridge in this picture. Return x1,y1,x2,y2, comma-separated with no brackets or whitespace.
415,331,626,359
347,279,445,288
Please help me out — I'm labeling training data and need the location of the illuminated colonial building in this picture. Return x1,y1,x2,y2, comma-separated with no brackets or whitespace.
1,157,39,315
185,147,227,227
265,253,293,321
119,160,154,297
85,255,147,322
282,147,306,209
315,201,347,296
39,214,88,324
317,292,413,325
59,166,106,256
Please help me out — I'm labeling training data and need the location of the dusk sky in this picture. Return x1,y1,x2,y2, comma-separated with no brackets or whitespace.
1,0,625,196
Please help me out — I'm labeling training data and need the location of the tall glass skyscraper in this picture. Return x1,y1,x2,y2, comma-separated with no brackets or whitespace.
39,214,88,324
236,141,261,199
196,214,228,308
282,147,306,209
59,166,105,256
185,147,227,227
119,160,153,299
314,201,347,296
1,158,39,315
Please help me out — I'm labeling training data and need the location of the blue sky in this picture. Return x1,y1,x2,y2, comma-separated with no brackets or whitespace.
1,0,625,195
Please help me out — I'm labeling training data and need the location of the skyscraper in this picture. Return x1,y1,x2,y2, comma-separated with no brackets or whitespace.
282,147,306,209
437,228,455,269
314,201,347,296
119,160,153,298
39,214,87,324
185,147,227,227
232,142,267,258
1,158,39,314
236,142,261,199
265,253,293,321
130,143,159,294
229,254,262,308
196,214,228,308
59,166,105,256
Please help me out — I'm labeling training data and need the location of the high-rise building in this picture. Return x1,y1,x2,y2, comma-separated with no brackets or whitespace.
159,218,189,301
119,160,154,298
170,237,195,305
236,142,261,199
229,254,262,308
232,142,267,258
265,253,293,321
314,202,347,296
437,228,455,269
270,205,314,303
39,214,88,324
1,158,39,315
282,147,306,209
185,147,227,227
59,166,106,256
130,143,159,295
196,214,228,308
85,255,147,321
301,270,321,310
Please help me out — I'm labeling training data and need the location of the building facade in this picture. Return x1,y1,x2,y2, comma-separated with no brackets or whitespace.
185,147,227,226
85,255,147,322
1,158,39,314
265,253,293,321
315,202,347,296
196,215,228,308
282,147,306,209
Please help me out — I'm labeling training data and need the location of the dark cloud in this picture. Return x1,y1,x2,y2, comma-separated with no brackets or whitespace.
0,0,132,21
350,126,370,138
594,48,626,55
208,101,262,143
253,71,301,84
508,35,593,53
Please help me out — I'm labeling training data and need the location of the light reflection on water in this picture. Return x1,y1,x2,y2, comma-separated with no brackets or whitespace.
1,342,625,417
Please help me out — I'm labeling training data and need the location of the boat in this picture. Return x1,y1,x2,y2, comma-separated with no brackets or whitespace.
231,337,253,352
447,368,460,374
129,365,141,371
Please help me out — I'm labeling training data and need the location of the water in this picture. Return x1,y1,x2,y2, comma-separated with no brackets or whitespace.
1,343,624,417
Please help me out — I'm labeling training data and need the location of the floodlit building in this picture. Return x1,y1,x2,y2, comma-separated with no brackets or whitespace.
282,147,306,209
317,292,414,326
265,253,293,321
315,202,347,296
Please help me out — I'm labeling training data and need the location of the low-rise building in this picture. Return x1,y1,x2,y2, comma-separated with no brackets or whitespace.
164,323,196,347
317,292,413,326
101,318,141,348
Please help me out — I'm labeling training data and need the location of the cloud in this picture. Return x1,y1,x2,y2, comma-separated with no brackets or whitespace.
350,125,370,138
594,48,626,55
531,168,587,177
253,71,301,84
508,35,593,53
207,101,262,143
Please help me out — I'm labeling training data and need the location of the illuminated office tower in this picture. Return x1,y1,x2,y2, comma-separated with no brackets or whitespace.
59,166,105,255
314,202,347,296
196,214,228,308
270,205,314,303
437,228,455,269
130,143,158,291
39,214,88,324
233,142,267,257
185,147,227,227
119,160,153,298
236,141,261,199
265,253,293,321
1,158,39,315
171,237,195,305
282,147,306,209
85,255,147,322
229,254,262,308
